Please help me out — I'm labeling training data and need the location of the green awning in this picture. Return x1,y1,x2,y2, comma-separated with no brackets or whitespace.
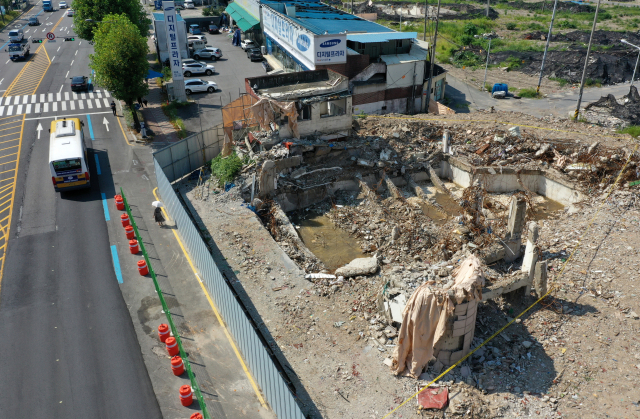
225,3,260,32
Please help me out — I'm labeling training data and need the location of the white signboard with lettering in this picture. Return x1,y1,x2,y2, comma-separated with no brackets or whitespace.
262,6,346,69
163,1,183,82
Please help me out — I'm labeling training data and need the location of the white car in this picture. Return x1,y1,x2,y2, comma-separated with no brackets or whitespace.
59,1,67,8
66,8,74,16
187,35,207,44
185,0,195,8
184,79,218,94
193,47,222,60
241,39,255,51
182,62,215,76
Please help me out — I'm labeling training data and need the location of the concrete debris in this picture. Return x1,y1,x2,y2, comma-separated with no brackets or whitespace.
334,256,379,278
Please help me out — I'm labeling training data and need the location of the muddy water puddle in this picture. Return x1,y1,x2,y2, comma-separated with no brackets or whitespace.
531,197,565,220
291,213,365,270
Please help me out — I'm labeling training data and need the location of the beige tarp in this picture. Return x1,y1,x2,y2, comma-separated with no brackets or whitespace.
249,97,300,139
221,95,259,156
392,255,485,378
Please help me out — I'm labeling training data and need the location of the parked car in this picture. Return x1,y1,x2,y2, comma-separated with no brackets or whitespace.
208,25,219,34
59,1,67,8
187,34,207,44
184,79,218,94
240,39,255,50
189,24,201,35
70,75,88,92
66,8,74,16
185,0,195,8
193,47,221,60
247,47,263,61
182,62,215,76
28,17,40,25
262,60,272,73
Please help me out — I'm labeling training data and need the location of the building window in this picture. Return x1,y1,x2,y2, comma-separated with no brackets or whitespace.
297,103,311,121
395,40,403,48
319,98,347,118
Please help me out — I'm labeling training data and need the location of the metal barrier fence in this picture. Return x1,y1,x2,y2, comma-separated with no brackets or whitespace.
154,124,225,183
154,157,306,419
120,188,211,419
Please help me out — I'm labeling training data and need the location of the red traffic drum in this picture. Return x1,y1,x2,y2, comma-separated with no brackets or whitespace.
158,324,170,343
120,213,130,227
166,336,179,356
114,194,125,210
129,239,139,254
179,385,193,406
124,225,135,240
171,355,185,376
190,413,203,419
137,259,149,276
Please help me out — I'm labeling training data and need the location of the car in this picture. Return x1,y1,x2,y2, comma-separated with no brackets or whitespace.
187,34,207,44
70,75,88,92
189,24,201,35
59,1,67,8
182,62,215,76
181,58,199,66
247,47,263,61
185,0,195,8
66,8,74,16
184,79,218,94
240,39,255,51
193,46,221,60
28,17,40,25
208,25,219,34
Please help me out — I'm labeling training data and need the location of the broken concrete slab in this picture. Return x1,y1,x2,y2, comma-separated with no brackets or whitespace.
418,386,449,410
334,256,379,278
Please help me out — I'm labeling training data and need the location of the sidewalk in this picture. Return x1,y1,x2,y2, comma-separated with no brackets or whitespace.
110,114,275,419
140,83,180,144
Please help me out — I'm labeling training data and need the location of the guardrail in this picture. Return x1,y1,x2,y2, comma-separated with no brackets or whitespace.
120,188,212,419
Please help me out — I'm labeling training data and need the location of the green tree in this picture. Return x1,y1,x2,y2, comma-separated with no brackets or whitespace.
0,0,12,23
90,14,149,129
72,0,150,41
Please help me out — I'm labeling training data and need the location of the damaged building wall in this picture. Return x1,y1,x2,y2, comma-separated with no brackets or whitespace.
278,97,353,139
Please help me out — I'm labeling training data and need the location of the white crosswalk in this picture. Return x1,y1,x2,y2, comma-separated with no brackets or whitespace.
0,91,112,116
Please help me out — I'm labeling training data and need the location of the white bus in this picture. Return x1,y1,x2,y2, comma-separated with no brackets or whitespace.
49,118,91,192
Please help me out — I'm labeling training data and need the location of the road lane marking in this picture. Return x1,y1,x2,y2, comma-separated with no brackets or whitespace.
110,245,123,284
25,110,111,121
86,114,95,140
0,114,25,296
101,193,110,221
94,154,101,175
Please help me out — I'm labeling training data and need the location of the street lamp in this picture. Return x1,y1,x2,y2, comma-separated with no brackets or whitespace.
621,39,640,87
481,34,498,93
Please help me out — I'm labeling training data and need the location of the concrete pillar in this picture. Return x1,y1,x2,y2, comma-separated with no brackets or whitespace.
533,260,548,298
503,197,526,262
521,221,539,274
442,129,450,154
258,160,276,198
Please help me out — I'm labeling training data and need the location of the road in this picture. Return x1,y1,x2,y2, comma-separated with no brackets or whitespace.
446,74,636,118
0,4,161,417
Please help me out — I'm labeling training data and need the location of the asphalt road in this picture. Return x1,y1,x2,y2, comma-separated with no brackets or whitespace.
0,5,161,417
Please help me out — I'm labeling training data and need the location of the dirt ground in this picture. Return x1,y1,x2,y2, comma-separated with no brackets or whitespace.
176,111,640,419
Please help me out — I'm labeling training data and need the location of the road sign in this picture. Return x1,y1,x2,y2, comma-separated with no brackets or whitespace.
46,32,55,41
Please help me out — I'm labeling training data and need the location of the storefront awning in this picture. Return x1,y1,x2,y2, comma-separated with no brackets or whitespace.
225,3,260,32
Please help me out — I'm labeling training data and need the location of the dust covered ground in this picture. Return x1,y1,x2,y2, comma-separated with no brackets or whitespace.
177,112,640,419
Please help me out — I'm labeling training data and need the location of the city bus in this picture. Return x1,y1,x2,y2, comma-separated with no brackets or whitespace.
49,118,91,192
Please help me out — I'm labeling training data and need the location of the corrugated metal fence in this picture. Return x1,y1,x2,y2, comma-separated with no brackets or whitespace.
153,139,305,419
154,125,225,183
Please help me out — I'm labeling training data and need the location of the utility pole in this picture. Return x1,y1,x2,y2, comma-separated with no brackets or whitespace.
574,0,601,121
425,0,440,114
486,0,490,17
482,36,494,92
537,0,559,94
351,0,354,14
621,39,640,87
423,0,428,41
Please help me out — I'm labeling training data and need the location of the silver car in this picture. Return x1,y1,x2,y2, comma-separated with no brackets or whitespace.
184,79,218,94
193,47,222,61
182,62,215,76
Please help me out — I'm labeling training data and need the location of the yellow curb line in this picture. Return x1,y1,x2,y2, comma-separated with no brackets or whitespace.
152,187,268,408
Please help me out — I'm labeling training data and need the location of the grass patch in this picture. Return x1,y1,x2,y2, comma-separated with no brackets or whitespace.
0,10,21,31
617,125,640,138
585,78,602,88
210,152,243,187
518,87,540,98
123,104,144,129
161,100,189,139
549,77,570,87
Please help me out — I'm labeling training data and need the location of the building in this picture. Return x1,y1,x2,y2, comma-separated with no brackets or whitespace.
246,69,352,140
225,0,264,45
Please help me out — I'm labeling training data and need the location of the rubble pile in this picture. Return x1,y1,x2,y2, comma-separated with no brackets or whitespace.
584,85,640,128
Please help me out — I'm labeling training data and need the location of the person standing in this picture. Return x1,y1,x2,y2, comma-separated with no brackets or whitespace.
153,206,165,226
110,101,116,116
143,98,148,108
137,97,144,108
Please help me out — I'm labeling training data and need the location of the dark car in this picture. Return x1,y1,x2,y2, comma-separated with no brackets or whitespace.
28,17,40,26
208,24,219,34
70,76,88,92
247,47,263,61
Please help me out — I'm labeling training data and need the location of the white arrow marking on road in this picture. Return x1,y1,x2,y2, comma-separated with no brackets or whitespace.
103,117,109,132
37,123,43,139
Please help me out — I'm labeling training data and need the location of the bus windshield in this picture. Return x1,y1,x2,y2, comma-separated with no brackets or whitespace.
52,159,82,175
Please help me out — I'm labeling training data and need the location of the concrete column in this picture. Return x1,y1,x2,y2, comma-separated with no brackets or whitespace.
534,260,548,298
442,129,450,154
258,160,276,198
521,221,539,274
503,197,526,262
